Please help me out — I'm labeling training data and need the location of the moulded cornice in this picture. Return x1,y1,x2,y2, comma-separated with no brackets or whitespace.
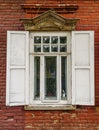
21,4,79,14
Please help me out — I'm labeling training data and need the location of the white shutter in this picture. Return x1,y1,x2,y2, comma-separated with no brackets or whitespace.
72,31,94,105
6,31,29,106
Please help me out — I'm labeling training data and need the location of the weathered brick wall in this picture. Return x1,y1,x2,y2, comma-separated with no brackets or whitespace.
0,0,25,129
25,107,99,130
0,0,99,130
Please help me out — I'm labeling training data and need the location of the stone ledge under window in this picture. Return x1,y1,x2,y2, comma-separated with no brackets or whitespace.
24,105,76,110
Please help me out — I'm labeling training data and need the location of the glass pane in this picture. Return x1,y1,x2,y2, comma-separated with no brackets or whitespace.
34,57,40,100
34,46,41,52
51,46,58,52
51,36,58,44
61,57,67,100
34,36,41,44
45,57,57,100
60,45,66,52
43,45,49,52
60,36,67,44
43,36,50,44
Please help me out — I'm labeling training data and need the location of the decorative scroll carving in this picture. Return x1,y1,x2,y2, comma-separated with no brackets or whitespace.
21,10,79,31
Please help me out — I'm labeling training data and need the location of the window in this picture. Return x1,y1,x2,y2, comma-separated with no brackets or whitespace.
30,32,71,105
6,31,94,109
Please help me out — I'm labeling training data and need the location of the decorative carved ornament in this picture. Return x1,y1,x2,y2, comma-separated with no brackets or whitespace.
21,10,79,31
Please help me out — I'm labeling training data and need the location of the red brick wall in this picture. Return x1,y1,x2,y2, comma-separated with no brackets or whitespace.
0,0,25,129
0,0,99,129
25,107,99,130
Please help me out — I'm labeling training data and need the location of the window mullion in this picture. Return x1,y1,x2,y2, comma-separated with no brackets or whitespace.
40,56,44,102
30,55,34,104
67,33,72,104
67,55,72,104
57,56,60,102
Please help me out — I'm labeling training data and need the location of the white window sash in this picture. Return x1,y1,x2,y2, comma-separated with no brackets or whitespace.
30,32,71,105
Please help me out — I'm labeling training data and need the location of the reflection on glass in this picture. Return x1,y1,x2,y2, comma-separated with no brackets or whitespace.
43,46,49,52
51,46,58,52
60,45,66,52
61,57,67,100
60,36,67,44
51,36,58,44
43,36,50,44
34,36,41,44
34,46,41,52
45,57,57,99
34,57,40,100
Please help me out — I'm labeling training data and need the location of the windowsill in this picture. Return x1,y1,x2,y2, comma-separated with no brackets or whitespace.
24,105,76,110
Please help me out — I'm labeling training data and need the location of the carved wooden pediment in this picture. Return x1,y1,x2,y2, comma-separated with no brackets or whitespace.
21,10,79,31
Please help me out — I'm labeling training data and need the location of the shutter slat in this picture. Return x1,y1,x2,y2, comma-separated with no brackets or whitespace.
6,31,29,106
72,31,94,105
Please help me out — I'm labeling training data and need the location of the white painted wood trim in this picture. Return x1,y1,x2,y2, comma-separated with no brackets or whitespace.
6,31,10,106
72,31,94,105
25,31,29,105
89,31,95,105
10,66,26,69
41,56,45,102
6,31,29,106
57,56,60,102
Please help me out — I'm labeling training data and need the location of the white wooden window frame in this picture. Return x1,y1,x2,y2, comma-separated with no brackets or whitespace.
29,32,71,106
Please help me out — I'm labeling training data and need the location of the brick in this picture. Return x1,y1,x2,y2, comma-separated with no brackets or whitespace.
0,0,99,129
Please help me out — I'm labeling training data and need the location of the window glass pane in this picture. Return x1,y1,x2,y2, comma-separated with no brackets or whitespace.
45,57,57,100
43,45,49,52
60,45,66,52
34,36,41,44
34,46,41,52
51,46,58,52
51,36,58,44
61,57,67,100
60,36,67,44
34,57,40,100
43,36,50,44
